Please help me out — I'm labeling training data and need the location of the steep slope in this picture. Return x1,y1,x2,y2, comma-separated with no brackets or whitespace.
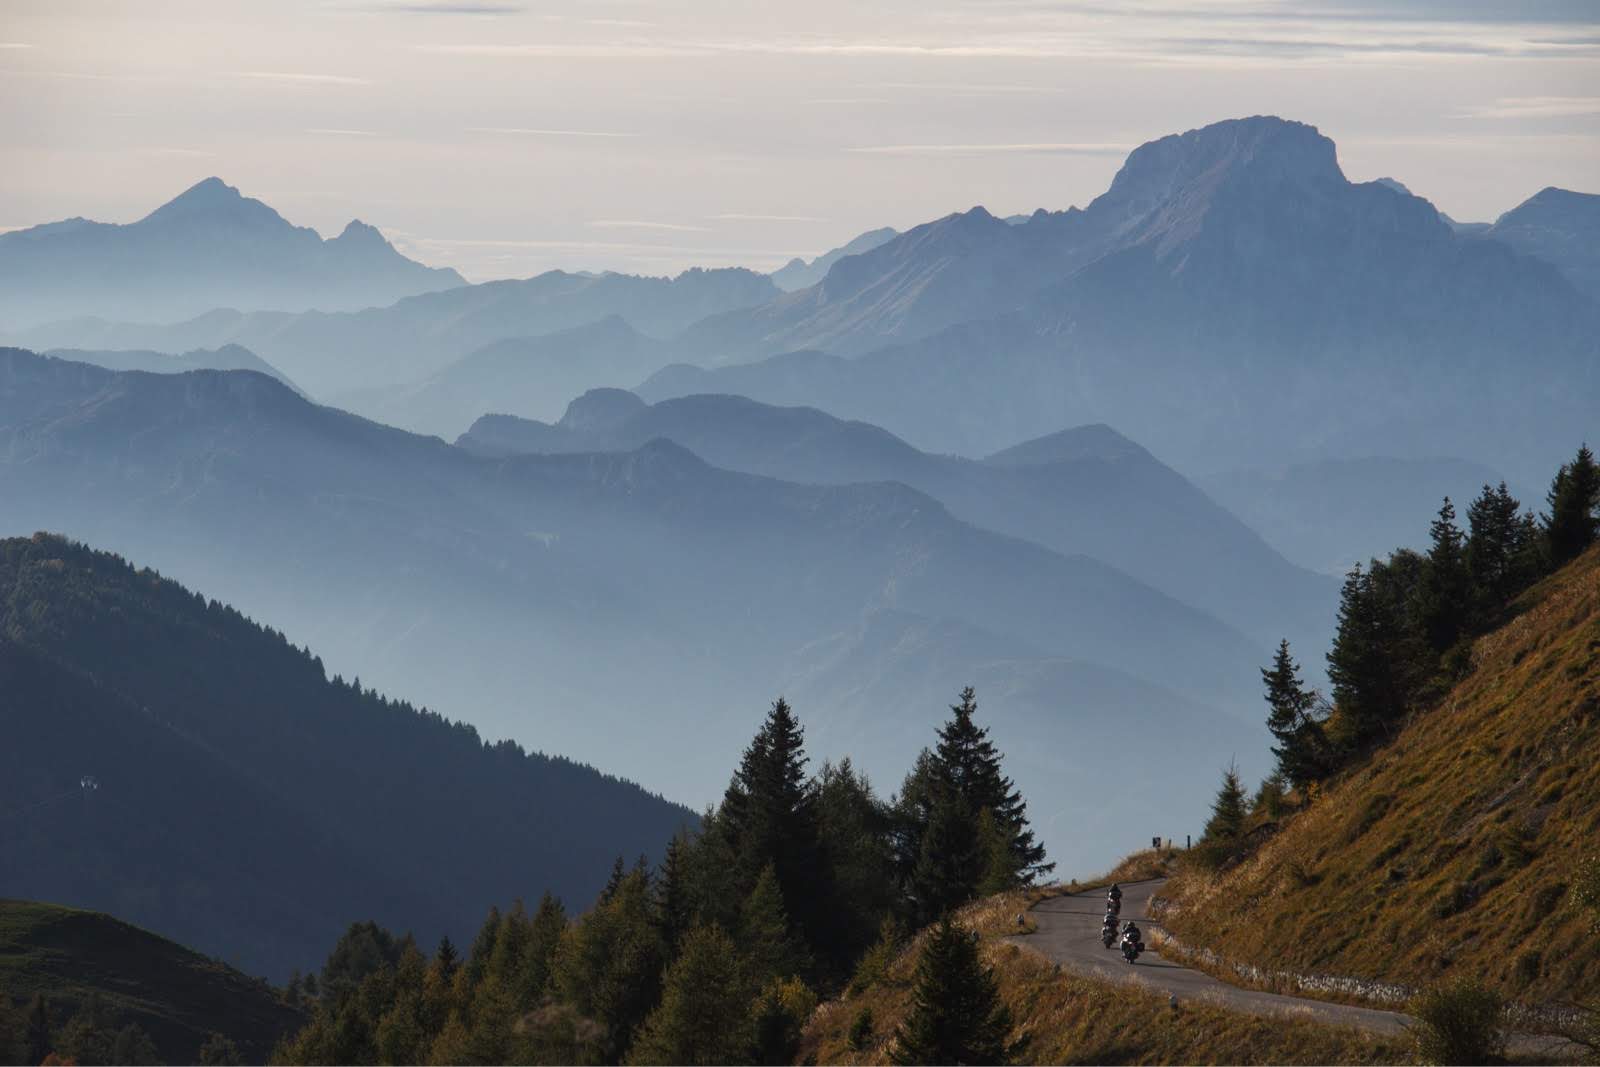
1480,186,1600,303
1157,545,1600,1004
640,117,1598,483
45,344,304,396
0,348,1266,872
458,392,1335,647
0,178,462,329
0,533,696,981
769,227,900,292
0,898,302,1063
16,266,778,399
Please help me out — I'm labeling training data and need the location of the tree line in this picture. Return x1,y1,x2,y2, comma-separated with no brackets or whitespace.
1201,444,1599,856
273,687,1050,1065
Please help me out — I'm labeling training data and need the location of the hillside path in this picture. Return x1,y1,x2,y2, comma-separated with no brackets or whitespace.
1011,879,1413,1035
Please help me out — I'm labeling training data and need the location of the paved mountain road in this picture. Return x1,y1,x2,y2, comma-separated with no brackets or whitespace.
1011,879,1413,1035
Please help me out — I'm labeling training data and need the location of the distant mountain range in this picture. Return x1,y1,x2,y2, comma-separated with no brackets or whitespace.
769,227,899,291
0,348,1267,871
14,266,777,400
0,532,693,982
44,343,303,395
639,117,1599,482
0,178,463,329
1476,186,1600,303
459,390,1336,648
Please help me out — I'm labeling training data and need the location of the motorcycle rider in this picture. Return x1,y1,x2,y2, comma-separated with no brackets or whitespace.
1121,920,1142,950
1108,883,1123,902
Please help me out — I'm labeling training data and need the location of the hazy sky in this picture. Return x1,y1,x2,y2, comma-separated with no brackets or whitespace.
4,0,1598,280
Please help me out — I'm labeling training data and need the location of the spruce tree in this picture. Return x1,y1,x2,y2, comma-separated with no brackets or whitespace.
653,832,694,956
738,864,811,988
1327,562,1411,749
891,915,1016,1066
1546,443,1600,567
626,925,752,1066
1466,482,1523,611
930,687,1051,886
1203,763,1248,843
1261,639,1327,789
521,891,567,1003
714,698,824,954
1418,497,1472,656
909,788,980,925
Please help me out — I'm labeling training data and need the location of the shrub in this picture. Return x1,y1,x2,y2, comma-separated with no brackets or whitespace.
1408,978,1505,1065
848,1006,875,1051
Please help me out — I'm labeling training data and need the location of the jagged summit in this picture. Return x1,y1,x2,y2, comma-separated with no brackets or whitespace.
138,176,287,228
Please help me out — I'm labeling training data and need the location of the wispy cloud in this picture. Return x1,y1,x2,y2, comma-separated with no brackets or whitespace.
468,126,637,138
0,43,35,50
141,147,216,157
366,1,525,12
238,71,372,86
849,142,1132,156
711,213,829,223
1459,95,1600,119
587,219,709,232
307,127,380,136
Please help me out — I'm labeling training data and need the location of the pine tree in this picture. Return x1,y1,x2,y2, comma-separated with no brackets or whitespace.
739,864,811,988
1546,443,1600,567
815,759,896,966
432,935,459,981
931,687,1051,885
1261,639,1327,789
891,915,1016,1066
1327,562,1411,749
600,855,628,904
553,868,667,1059
974,808,1016,897
1203,763,1248,843
1418,497,1472,656
653,832,694,955
626,925,752,1066
520,891,567,1003
713,698,825,954
1466,482,1524,612
909,788,980,925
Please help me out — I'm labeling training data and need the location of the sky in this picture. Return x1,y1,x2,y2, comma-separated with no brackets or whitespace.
3,0,1598,281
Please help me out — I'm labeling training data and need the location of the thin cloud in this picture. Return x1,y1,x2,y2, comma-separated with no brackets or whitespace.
468,126,637,138
0,43,35,49
1460,95,1600,118
587,219,709,232
711,213,830,223
361,1,526,12
238,71,372,86
307,127,380,136
850,142,1132,156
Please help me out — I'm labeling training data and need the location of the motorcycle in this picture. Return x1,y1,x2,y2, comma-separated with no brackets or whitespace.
1101,926,1117,949
1105,896,1121,918
1120,934,1145,963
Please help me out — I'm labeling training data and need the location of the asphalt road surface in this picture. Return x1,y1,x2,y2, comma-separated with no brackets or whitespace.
1013,879,1413,1035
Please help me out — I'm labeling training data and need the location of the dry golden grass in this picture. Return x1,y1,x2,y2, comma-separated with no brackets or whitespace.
1159,545,1600,1007
800,893,1408,1065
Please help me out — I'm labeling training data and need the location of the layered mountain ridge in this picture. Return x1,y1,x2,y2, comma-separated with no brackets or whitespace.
0,178,464,329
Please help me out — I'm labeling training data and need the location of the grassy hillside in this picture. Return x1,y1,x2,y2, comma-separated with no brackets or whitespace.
0,898,301,1063
799,891,1405,1065
1158,545,1600,1004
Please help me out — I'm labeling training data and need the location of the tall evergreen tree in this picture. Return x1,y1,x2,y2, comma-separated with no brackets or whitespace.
520,891,567,1003
1417,497,1472,656
626,925,752,1066
1546,443,1600,567
909,789,981,925
816,759,896,965
738,864,811,988
1466,482,1524,612
891,915,1016,1066
930,687,1051,886
1327,562,1413,748
1202,763,1248,843
653,832,694,956
1261,639,1327,789
713,698,825,956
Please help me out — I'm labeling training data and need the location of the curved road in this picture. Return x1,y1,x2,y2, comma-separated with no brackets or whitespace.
1013,879,1412,1035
